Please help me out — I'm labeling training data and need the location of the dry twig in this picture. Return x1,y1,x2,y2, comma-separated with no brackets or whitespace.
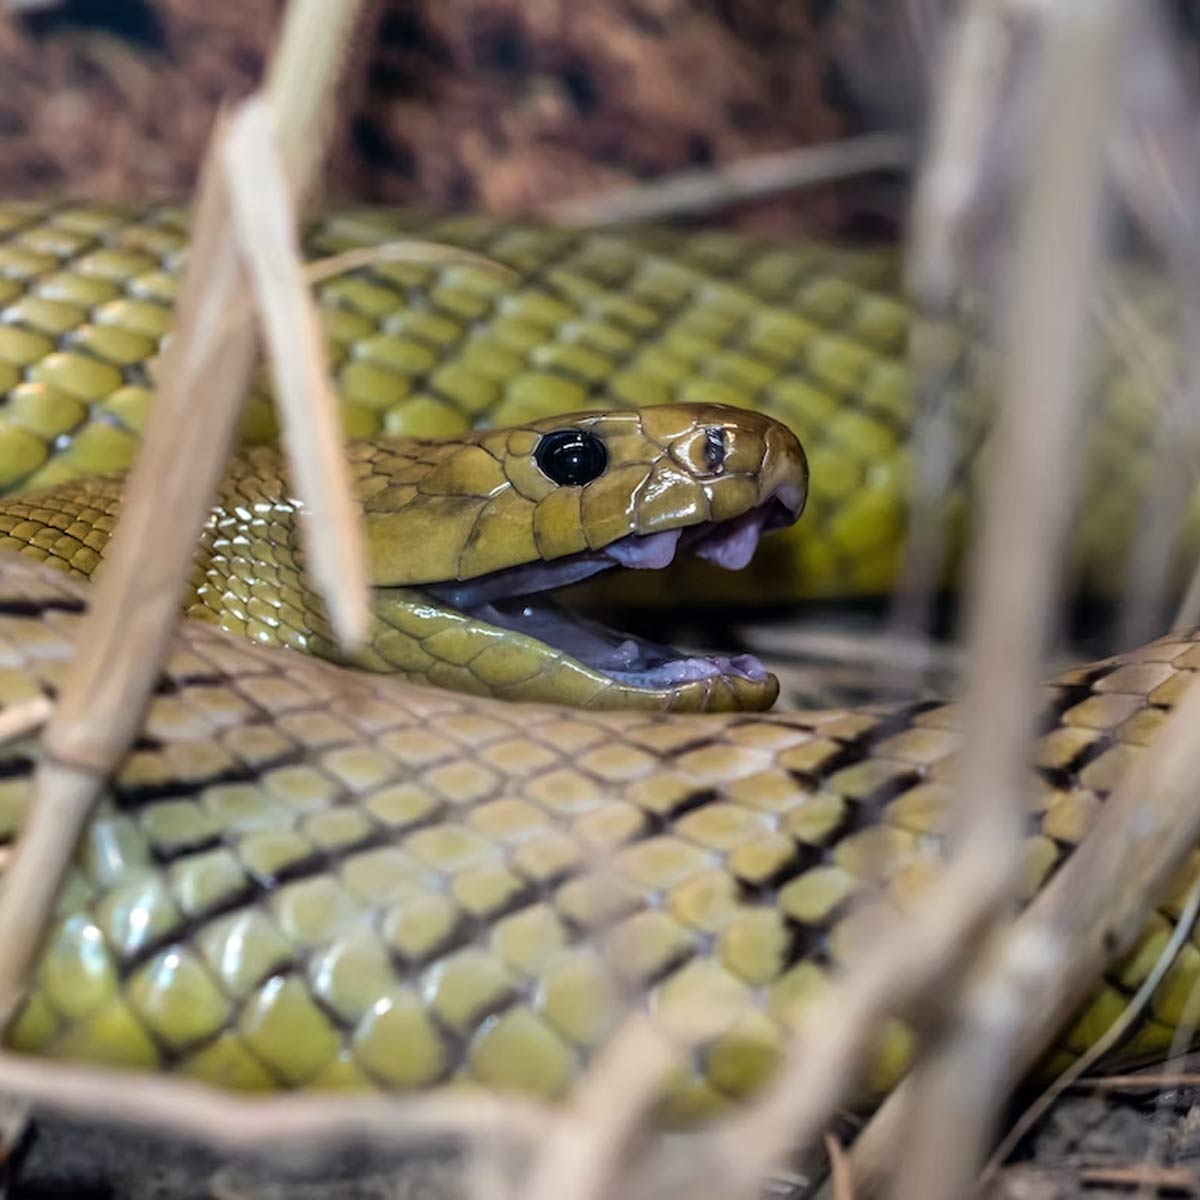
979,873,1200,1187
824,1134,855,1200
0,1049,549,1162
0,0,367,1024
303,242,517,286
846,662,1200,1194
1108,7,1200,647
220,96,368,649
0,698,49,746
544,134,911,227
1077,1069,1200,1093
888,0,1014,672
731,624,962,679
655,5,1123,1196
1079,1163,1200,1191
893,5,1133,1198
524,1017,678,1200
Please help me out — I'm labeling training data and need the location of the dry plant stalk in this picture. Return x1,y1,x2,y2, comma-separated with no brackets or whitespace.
545,133,911,226
303,242,517,287
824,1134,855,1200
1110,8,1200,647
846,666,1200,1195
980,872,1200,1186
0,697,50,745
0,1047,549,1159
1076,1068,1200,1093
181,243,516,363
731,623,962,678
887,0,1013,669
892,4,1133,1198
636,5,1103,1194
1174,563,1200,631
524,1017,678,1200
221,97,368,649
905,0,1010,306
0,0,367,1023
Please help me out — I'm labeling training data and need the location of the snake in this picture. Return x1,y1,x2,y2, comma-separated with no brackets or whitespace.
0,201,1191,1120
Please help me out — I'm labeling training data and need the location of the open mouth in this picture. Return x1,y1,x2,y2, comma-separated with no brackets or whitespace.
425,489,801,690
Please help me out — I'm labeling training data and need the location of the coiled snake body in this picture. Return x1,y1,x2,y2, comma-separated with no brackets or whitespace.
0,203,1191,1116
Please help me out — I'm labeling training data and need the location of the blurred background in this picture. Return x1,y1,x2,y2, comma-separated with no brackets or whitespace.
0,0,910,234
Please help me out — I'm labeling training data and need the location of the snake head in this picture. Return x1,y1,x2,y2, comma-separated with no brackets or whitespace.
353,404,807,713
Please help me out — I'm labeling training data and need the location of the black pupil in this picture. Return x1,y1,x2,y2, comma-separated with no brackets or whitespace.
535,429,608,486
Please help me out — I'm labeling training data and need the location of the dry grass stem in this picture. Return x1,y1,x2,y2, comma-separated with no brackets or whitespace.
1079,1164,1200,1190
890,0,1015,680
1173,558,1200,632
0,1047,548,1161
885,318,970,673
732,623,961,679
979,874,1200,1188
698,850,1019,1197
303,242,517,287
894,4,1133,1197
35,145,251,770
190,240,517,371
262,0,365,205
221,96,368,650
824,1133,855,1200
1109,14,1200,647
525,1017,678,1200
1077,1069,1200,1093
847,661,1200,1195
0,0,366,1025
906,0,1010,306
0,156,257,1020
996,1162,1200,1193
0,696,50,745
545,133,911,227
0,1093,29,1162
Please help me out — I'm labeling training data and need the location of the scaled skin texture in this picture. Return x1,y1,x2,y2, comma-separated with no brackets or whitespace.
0,404,807,712
0,555,1193,1117
0,202,1175,606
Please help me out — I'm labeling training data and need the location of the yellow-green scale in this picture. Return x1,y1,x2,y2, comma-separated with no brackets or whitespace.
0,555,1195,1115
0,202,1179,606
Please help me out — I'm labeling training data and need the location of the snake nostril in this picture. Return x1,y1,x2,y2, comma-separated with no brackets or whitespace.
704,427,726,473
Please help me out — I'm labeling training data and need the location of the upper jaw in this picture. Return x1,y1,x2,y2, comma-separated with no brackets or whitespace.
425,485,804,610
421,486,803,695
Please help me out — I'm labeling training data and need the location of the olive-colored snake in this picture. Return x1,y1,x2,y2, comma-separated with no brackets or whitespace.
0,202,1192,1118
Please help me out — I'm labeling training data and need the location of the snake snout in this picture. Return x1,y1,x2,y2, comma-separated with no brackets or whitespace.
754,422,809,527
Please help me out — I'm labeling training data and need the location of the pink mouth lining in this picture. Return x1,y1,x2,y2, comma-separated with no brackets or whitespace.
423,492,800,690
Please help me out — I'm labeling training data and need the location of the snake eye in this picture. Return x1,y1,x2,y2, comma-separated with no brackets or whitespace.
535,429,608,487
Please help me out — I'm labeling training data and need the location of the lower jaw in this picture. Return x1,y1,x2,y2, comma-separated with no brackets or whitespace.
348,588,781,713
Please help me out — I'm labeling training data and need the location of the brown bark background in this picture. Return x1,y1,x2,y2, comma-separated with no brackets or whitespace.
0,0,879,232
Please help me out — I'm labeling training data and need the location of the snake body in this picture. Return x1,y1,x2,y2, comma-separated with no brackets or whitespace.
1,553,1197,1116
0,201,1182,600
0,202,1191,1113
